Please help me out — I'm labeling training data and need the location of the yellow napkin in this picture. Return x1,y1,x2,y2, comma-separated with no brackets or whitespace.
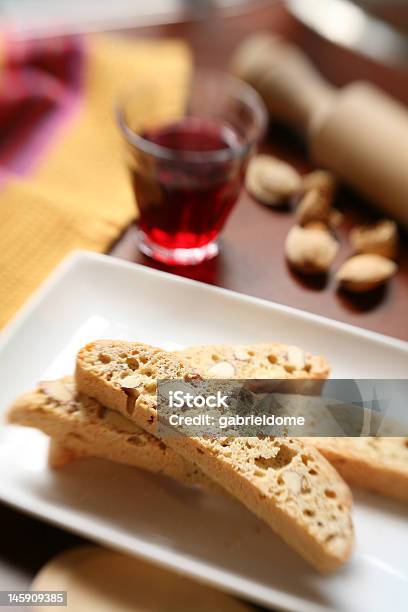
0,34,190,329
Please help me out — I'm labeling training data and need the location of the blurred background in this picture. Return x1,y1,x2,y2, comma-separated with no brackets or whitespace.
0,0,407,37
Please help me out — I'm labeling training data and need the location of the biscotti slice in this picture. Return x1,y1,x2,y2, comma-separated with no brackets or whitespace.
179,346,408,502
306,437,408,503
76,340,354,573
176,343,330,380
48,439,80,468
7,377,214,490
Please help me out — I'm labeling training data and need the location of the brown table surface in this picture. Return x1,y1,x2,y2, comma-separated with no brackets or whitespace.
1,2,407,608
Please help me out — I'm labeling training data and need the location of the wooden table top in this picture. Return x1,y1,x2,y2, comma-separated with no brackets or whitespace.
1,3,407,605
111,2,408,342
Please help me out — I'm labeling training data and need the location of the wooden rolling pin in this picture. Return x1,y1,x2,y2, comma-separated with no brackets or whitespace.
231,34,408,228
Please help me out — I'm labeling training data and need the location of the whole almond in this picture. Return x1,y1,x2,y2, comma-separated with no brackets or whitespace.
285,225,338,274
350,219,398,260
336,254,397,292
246,154,302,206
296,189,331,226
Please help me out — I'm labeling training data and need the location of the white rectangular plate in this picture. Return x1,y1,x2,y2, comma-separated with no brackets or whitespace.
1,251,407,612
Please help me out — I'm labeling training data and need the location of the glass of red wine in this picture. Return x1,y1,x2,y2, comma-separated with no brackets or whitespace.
117,69,267,265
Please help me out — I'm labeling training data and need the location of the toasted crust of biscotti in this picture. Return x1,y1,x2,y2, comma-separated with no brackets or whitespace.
306,437,408,503
76,340,354,573
7,377,214,490
176,343,330,380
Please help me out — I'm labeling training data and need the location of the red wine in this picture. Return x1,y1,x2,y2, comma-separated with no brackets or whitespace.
129,117,245,251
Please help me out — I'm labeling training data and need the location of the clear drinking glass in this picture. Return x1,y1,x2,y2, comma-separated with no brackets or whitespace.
117,68,267,265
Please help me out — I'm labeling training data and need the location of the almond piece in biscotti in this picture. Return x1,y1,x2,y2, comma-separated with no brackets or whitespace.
120,375,141,389
234,347,251,361
40,380,75,403
282,470,302,495
207,361,236,378
284,346,306,371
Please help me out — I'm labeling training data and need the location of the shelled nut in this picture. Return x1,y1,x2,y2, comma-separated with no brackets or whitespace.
336,254,397,292
285,225,338,274
246,154,302,206
296,189,331,226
